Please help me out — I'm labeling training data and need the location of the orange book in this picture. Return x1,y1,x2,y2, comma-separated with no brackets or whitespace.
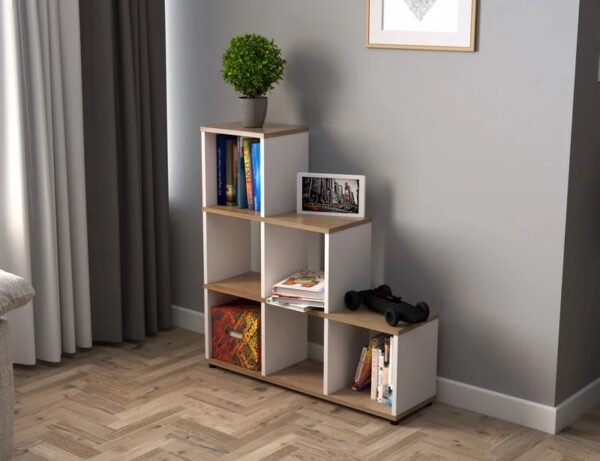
243,138,254,210
352,345,372,391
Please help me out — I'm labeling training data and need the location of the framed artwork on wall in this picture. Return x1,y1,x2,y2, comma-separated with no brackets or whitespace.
366,0,477,51
297,173,366,218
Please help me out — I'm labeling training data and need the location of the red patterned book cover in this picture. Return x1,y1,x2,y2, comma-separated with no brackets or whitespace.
211,299,261,371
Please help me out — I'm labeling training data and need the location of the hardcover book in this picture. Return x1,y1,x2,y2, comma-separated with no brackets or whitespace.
236,137,247,208
216,134,227,205
272,270,325,300
250,141,260,211
225,138,235,205
242,138,254,210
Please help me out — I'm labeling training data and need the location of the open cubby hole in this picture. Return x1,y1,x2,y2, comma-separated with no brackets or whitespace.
202,131,262,215
204,213,261,302
325,320,394,415
262,223,324,300
262,303,324,393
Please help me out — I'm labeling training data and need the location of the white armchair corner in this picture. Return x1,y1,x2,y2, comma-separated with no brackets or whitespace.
0,270,35,460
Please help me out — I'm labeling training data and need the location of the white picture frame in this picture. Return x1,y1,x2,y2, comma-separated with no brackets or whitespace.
297,173,366,218
366,0,477,51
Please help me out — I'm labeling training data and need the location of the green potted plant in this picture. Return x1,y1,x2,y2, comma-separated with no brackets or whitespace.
222,34,286,128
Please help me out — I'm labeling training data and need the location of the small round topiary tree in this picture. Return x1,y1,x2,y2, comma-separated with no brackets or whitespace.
222,34,286,99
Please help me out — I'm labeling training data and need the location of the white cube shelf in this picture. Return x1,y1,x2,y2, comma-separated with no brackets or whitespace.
201,122,438,423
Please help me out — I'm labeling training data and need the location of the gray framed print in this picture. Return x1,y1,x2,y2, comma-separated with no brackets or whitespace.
297,173,366,218
366,0,477,51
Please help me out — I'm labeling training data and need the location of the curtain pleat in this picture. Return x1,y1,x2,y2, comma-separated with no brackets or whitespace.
0,0,92,364
0,0,36,365
80,0,171,342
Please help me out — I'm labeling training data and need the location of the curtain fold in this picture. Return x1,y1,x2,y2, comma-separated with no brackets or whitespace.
79,0,171,342
0,0,92,364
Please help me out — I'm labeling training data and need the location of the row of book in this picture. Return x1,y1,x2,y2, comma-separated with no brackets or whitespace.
352,334,394,407
266,270,325,313
216,134,261,211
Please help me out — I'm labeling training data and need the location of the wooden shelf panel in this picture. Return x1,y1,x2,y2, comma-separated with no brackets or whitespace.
203,205,371,234
204,271,262,302
207,358,433,422
309,309,439,336
203,206,261,222
267,359,323,397
266,212,372,234
201,122,308,139
328,388,392,419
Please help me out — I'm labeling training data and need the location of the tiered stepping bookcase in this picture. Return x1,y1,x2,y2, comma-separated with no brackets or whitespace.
201,122,439,423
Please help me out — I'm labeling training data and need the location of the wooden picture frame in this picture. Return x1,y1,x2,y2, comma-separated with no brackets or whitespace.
297,173,366,218
366,0,477,51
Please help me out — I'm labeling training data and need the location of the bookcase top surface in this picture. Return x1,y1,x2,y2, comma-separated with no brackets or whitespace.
266,212,372,234
309,309,439,336
203,206,371,234
201,122,308,139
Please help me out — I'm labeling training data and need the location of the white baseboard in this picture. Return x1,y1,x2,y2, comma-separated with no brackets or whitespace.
437,375,600,434
437,377,557,433
171,305,204,334
555,376,600,432
170,308,597,434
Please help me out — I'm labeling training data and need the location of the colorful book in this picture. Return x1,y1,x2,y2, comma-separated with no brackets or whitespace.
236,138,247,208
272,270,325,300
377,349,385,403
231,136,237,205
266,297,314,313
352,345,371,391
225,138,235,205
386,336,395,407
369,334,387,400
242,138,254,210
371,346,379,400
269,294,324,308
250,141,261,211
216,134,227,205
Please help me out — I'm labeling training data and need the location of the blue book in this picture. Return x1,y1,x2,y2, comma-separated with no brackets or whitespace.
216,134,227,205
250,141,261,211
236,137,248,208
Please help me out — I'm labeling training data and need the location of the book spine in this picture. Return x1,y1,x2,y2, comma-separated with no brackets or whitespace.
236,137,247,208
352,346,367,391
386,336,395,407
225,138,235,205
243,139,254,210
382,336,391,405
216,135,226,205
250,141,260,211
232,139,238,202
371,345,378,400
354,344,372,391
377,350,384,403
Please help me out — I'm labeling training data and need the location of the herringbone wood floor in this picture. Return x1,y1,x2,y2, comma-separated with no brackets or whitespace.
12,328,600,460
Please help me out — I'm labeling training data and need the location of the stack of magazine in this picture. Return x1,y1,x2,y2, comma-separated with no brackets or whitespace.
266,270,325,312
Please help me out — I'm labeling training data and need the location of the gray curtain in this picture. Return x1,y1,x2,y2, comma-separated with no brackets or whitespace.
0,0,92,364
79,0,171,342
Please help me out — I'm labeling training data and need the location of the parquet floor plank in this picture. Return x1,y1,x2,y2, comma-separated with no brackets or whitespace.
12,328,600,461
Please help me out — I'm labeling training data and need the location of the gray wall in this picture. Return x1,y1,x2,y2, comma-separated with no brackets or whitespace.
556,0,600,405
166,2,211,311
166,0,580,405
